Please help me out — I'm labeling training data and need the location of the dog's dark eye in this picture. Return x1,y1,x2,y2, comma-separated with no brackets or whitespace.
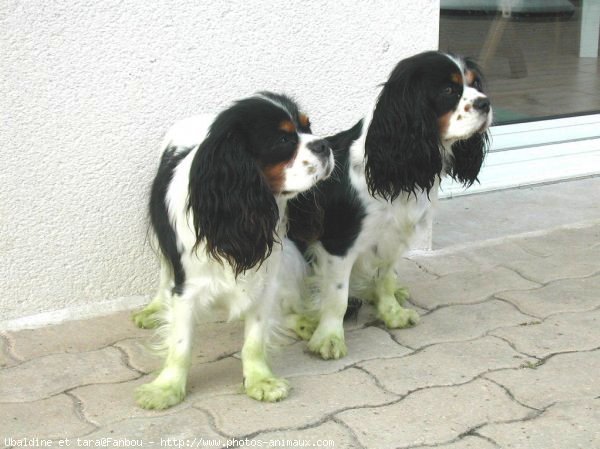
278,134,298,146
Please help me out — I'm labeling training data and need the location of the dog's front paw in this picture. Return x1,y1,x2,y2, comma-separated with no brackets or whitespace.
245,376,290,402
308,332,347,360
132,306,161,329
135,381,185,410
379,304,420,329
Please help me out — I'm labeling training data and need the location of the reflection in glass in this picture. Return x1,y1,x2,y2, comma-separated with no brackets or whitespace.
440,0,600,124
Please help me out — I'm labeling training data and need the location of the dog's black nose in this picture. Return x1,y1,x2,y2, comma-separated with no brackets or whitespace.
473,97,490,113
308,139,331,155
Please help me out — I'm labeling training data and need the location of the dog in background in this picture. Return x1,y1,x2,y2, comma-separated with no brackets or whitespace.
133,92,333,409
284,51,493,359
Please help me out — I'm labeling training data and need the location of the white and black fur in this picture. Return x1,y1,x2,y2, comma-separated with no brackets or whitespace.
284,51,493,359
133,92,334,408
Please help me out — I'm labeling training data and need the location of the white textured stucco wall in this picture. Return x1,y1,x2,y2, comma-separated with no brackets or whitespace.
1,0,440,326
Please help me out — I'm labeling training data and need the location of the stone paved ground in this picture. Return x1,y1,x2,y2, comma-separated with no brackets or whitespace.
1,221,599,449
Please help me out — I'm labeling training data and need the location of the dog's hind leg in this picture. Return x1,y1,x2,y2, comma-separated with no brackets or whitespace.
133,255,173,329
135,285,198,410
373,269,419,329
285,314,319,341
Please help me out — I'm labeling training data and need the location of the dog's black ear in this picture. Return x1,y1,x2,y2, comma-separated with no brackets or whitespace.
188,121,279,277
365,65,442,201
449,130,490,187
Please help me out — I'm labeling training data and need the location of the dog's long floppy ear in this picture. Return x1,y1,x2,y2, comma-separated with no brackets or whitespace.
449,130,490,187
188,119,279,277
365,63,442,201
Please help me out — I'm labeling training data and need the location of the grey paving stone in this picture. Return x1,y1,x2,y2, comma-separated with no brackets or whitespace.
396,257,439,284
0,394,95,440
503,246,600,284
408,251,483,277
515,223,600,256
0,347,138,402
390,299,532,349
252,421,361,449
336,379,532,449
79,407,223,447
409,266,540,309
360,336,535,395
479,399,600,449
459,241,543,272
0,333,19,368
268,327,412,378
7,311,148,360
411,436,497,449
497,274,600,318
72,357,241,426
3,215,598,448
485,350,600,409
113,338,161,374
116,320,244,374
491,309,600,358
434,182,600,248
404,301,429,316
193,367,394,437
418,224,600,280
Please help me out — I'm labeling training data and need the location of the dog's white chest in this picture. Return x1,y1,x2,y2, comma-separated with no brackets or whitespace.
359,192,432,256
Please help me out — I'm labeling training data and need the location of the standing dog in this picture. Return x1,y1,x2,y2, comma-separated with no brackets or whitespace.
285,52,493,359
134,92,333,408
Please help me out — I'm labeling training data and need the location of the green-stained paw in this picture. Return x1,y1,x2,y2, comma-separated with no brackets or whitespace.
293,315,318,341
308,333,347,360
379,305,419,329
135,381,185,410
132,304,162,329
245,376,290,402
394,286,410,304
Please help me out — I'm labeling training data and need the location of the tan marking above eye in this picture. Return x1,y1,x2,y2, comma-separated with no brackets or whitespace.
450,72,463,85
299,114,310,127
279,120,296,133
465,70,476,86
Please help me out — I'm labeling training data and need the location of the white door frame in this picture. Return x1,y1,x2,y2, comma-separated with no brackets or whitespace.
440,113,600,198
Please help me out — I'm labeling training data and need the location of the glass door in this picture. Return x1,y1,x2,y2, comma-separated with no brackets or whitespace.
440,0,600,123
439,0,600,196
